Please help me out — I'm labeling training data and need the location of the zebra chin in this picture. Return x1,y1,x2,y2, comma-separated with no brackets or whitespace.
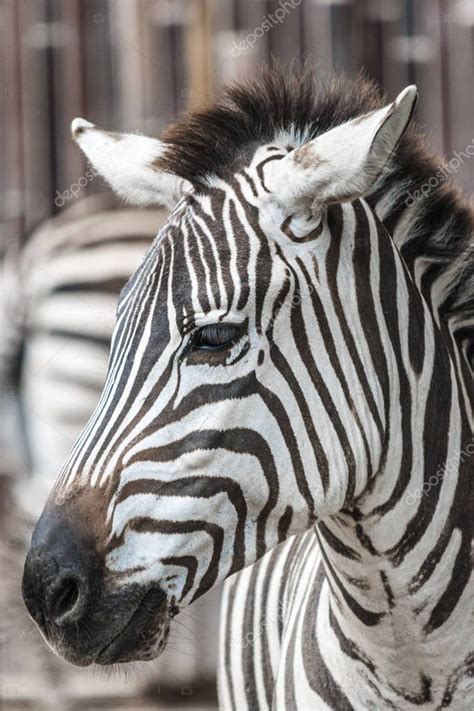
93,587,174,666
21,504,178,666
54,586,174,667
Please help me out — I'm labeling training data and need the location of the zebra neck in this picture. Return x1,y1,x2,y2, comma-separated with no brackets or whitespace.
311,288,472,699
314,370,471,702
315,482,471,702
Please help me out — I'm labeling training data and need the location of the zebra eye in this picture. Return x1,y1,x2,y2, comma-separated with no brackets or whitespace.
192,323,241,351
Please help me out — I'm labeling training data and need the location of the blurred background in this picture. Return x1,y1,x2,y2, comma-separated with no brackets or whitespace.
1,1,473,709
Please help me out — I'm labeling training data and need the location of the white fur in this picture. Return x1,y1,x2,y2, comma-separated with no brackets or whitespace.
264,86,417,213
71,119,192,209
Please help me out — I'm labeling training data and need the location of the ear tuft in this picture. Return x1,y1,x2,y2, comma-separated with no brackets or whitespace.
369,84,417,163
395,85,417,111
71,117,95,138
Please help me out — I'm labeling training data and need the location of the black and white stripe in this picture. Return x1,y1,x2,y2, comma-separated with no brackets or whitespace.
24,69,473,705
3,197,220,687
1,197,165,514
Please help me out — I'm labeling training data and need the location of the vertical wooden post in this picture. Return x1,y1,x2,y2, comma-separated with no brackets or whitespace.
185,0,213,107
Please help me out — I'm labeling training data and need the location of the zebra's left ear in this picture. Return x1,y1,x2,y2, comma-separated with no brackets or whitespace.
70,119,192,209
266,85,417,212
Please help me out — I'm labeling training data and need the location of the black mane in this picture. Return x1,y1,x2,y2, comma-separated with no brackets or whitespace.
159,65,385,188
158,65,473,364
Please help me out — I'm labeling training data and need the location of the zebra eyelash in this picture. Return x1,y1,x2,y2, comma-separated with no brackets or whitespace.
183,321,248,363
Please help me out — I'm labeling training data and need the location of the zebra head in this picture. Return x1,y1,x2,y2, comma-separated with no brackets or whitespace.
23,75,417,666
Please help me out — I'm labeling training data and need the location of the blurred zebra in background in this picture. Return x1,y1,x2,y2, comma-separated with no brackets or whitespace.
1,195,163,513
0,195,218,706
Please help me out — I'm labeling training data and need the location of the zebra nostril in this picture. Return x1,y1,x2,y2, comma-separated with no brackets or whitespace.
23,513,99,634
50,574,85,624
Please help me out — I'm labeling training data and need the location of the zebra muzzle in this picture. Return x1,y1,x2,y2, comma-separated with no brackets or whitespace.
22,506,172,666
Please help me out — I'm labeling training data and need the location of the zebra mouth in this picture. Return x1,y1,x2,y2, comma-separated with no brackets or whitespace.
95,587,169,665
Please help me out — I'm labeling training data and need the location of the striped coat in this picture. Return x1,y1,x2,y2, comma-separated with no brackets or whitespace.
20,68,473,709
1,196,219,701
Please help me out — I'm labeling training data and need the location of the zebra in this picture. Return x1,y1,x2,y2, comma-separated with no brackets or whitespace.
1,194,165,517
1,196,217,702
0,196,163,706
22,68,473,709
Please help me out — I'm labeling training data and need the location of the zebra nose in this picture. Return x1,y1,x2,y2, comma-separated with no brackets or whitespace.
48,572,88,624
22,510,97,629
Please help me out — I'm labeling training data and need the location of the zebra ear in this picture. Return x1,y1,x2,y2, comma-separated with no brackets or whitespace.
70,119,192,209
266,85,417,211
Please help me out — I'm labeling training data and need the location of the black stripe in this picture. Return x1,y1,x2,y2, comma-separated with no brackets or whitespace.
50,277,129,295
46,328,110,350
301,565,355,709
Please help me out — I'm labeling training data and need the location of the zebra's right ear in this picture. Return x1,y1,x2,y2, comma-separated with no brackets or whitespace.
71,119,192,209
265,85,417,213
